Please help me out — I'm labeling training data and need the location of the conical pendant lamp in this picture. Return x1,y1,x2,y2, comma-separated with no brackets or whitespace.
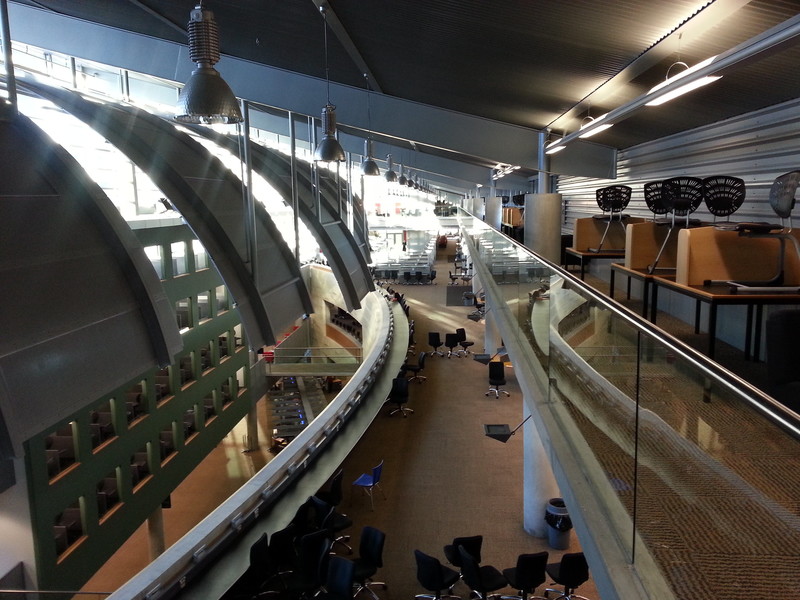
314,6,345,162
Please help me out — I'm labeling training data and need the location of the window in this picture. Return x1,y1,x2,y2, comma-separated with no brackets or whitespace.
54,501,84,555
171,241,187,276
144,245,164,279
175,298,191,331
96,471,119,517
124,381,147,425
159,424,176,462
130,447,150,487
193,239,209,271
90,401,115,449
215,285,229,314
197,291,210,322
46,424,76,478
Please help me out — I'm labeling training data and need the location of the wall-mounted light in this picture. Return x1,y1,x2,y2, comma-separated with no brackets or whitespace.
645,56,721,106
175,2,242,124
313,6,345,162
578,113,613,139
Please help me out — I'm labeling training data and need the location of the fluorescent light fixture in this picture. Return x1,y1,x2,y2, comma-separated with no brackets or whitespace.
578,113,613,139
646,56,721,106
545,144,566,155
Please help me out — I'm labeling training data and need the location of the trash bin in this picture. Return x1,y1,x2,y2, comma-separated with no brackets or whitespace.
545,497,572,550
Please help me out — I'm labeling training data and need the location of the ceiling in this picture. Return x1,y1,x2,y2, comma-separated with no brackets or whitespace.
8,0,800,184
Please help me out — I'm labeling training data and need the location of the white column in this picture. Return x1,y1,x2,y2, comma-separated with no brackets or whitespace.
486,196,502,231
522,401,560,537
524,193,562,264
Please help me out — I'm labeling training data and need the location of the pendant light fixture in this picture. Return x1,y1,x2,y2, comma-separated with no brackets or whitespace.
384,154,398,182
398,162,408,186
361,74,380,176
313,6,345,162
175,2,242,124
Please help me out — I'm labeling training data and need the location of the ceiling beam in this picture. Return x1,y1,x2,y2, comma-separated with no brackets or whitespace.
310,0,382,94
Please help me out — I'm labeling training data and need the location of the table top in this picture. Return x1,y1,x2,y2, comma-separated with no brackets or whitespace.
651,276,800,302
566,247,625,258
611,263,676,282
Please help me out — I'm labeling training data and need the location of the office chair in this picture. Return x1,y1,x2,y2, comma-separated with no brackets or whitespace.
455,328,474,356
224,532,282,598
444,333,461,358
312,477,353,554
545,552,590,600
428,332,445,356
416,270,425,285
647,176,703,274
502,552,549,600
485,361,510,398
404,351,427,383
458,545,507,600
414,550,462,600
404,271,413,285
449,270,460,285
352,526,387,599
589,184,631,253
703,174,745,225
281,529,334,599
387,377,413,417
443,534,483,575
317,556,356,600
352,460,385,510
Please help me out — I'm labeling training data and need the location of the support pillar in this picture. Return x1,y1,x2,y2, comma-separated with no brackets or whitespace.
147,505,165,560
524,193,562,264
485,196,502,231
522,401,560,537
484,309,501,356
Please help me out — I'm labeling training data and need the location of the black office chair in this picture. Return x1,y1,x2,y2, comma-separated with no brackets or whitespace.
455,328,474,356
448,270,460,285
404,271,413,285
414,550,461,600
224,532,282,598
647,176,704,274
387,377,413,417
589,184,632,253
485,362,510,398
416,270,425,285
458,545,507,600
545,552,590,600
444,333,461,358
317,556,356,600
443,534,483,577
314,471,353,553
428,332,445,356
502,552,549,600
404,351,427,383
281,529,333,599
766,309,800,412
352,526,387,599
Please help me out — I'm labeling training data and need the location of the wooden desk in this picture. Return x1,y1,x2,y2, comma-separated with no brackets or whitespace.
650,277,800,360
565,247,624,280
609,263,675,321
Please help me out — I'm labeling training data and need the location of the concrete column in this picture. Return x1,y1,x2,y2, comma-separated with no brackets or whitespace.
244,405,259,452
524,193,562,264
484,309,502,355
522,401,560,537
486,196,502,231
147,505,165,560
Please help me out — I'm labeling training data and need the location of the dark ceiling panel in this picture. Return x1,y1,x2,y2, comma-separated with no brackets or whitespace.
9,0,800,154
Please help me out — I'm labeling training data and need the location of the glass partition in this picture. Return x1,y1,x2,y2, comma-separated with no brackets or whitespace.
458,210,800,598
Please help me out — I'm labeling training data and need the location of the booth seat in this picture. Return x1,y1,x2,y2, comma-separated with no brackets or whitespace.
675,226,800,286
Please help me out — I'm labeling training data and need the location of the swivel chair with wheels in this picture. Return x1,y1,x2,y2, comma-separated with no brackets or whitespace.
414,550,461,600
352,461,385,510
448,271,459,285
387,377,413,417
455,328,474,356
444,333,461,358
404,351,427,383
428,332,445,356
352,526,387,600
589,184,632,253
315,470,353,553
443,534,483,572
457,545,507,600
317,556,356,600
545,552,590,600
281,529,334,599
485,361,510,398
502,552,549,600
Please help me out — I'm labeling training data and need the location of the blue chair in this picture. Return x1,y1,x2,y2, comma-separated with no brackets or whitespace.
352,460,385,510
